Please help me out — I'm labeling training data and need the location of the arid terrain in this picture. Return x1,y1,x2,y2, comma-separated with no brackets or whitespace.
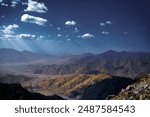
0,48,150,100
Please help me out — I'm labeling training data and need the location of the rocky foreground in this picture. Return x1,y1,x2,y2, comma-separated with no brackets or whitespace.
1,74,150,100
112,74,150,100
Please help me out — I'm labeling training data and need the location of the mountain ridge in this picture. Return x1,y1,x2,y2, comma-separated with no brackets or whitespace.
23,50,150,79
0,48,150,79
22,74,134,100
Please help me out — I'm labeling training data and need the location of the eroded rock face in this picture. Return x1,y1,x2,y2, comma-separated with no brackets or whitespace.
0,83,64,100
112,75,150,100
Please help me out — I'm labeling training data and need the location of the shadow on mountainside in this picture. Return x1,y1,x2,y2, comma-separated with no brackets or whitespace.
0,83,64,100
69,76,135,100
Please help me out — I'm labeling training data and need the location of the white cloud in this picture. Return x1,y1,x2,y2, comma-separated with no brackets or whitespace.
11,1,19,8
22,2,28,5
100,21,113,27
0,0,20,8
57,34,62,37
1,33,36,40
101,31,110,35
0,24,19,40
0,34,16,39
36,35,45,41
106,21,113,24
74,27,79,33
17,34,36,39
65,21,76,26
1,15,5,18
1,3,8,7
39,35,45,39
100,23,105,26
0,24,37,40
21,14,47,26
75,27,78,31
2,24,19,34
81,33,95,39
67,38,71,41
57,27,61,30
24,0,48,13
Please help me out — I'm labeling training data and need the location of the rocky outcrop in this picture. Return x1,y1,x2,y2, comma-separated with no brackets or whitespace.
112,74,150,100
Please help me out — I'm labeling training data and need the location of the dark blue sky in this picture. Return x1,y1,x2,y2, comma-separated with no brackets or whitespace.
0,0,150,54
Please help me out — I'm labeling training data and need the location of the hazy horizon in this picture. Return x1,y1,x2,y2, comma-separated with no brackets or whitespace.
1,47,150,56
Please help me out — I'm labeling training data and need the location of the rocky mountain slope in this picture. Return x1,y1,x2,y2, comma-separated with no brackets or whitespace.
21,50,150,79
22,74,134,100
1,49,150,79
112,74,150,100
0,83,64,100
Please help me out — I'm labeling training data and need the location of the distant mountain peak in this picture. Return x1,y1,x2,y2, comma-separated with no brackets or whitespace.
101,50,119,55
104,50,118,53
0,48,32,53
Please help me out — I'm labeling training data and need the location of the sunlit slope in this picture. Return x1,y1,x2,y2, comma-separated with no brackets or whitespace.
23,74,133,99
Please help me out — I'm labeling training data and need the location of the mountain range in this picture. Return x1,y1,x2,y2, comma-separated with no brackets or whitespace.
0,48,49,64
0,48,150,100
5,49,149,79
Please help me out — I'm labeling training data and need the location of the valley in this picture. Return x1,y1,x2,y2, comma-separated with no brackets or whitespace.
0,48,150,100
